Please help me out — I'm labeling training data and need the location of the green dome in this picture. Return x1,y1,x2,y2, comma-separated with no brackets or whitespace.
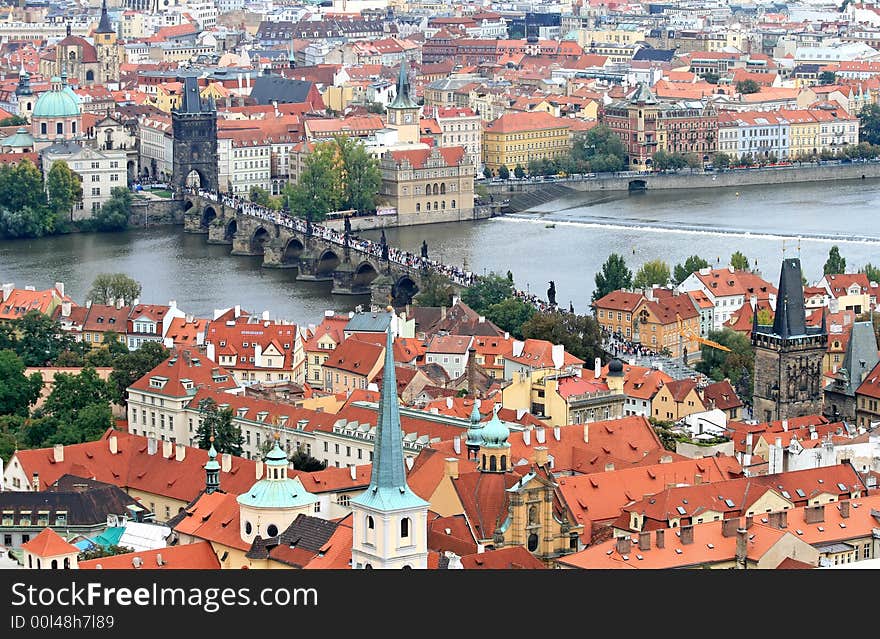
480,407,509,448
236,441,316,509
1,127,34,148
466,401,483,447
204,441,220,471
33,82,80,119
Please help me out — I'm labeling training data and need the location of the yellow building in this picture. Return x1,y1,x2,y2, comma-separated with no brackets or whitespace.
780,109,820,159
651,379,706,421
577,27,647,47
482,111,572,174
151,82,183,113
632,295,701,359
323,85,356,113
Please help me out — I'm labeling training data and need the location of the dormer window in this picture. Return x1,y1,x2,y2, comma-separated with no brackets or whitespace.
243,342,249,347
149,376,168,389
256,412,269,422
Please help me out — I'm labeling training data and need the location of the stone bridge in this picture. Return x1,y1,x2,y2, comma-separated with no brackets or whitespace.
182,194,446,307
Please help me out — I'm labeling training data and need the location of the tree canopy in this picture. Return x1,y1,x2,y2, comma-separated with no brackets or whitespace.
88,273,142,306
570,125,627,173
195,397,244,456
484,297,535,339
634,260,671,289
730,251,750,271
674,255,710,285
695,328,754,403
461,272,515,315
0,350,43,417
736,79,760,94
592,253,633,302
520,311,602,362
859,104,880,146
413,271,455,308
823,245,847,275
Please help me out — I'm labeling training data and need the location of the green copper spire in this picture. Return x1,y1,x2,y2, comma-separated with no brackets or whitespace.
205,436,220,494
389,62,418,110
351,326,428,511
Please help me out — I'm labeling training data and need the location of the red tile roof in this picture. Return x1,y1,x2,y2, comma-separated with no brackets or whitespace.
388,146,467,169
79,541,220,569
592,290,643,312
323,337,384,376
20,527,78,557
460,546,547,569
128,350,238,398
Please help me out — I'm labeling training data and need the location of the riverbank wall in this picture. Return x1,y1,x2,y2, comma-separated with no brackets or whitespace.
488,162,880,197
130,198,186,227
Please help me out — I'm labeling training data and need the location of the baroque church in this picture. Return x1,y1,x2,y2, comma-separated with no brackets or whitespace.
38,1,120,87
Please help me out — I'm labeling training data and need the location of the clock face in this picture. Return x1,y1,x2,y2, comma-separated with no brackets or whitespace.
404,113,412,123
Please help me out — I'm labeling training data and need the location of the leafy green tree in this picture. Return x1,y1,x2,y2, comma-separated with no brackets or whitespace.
695,328,754,402
674,255,710,285
413,271,454,308
290,449,326,471
859,104,880,145
686,153,703,169
570,125,626,173
484,297,536,339
0,350,43,417
283,143,343,222
497,165,510,180
48,401,114,445
592,253,633,303
0,415,27,461
757,308,772,326
85,187,130,232
0,205,54,238
366,101,385,114
483,167,492,179
634,260,671,289
0,323,16,352
818,71,837,85
195,397,243,456
668,152,689,171
736,79,760,94
861,263,880,284
514,164,525,179
520,311,603,362
0,115,28,126
824,245,847,275
652,150,670,171
700,72,719,84
730,251,750,271
333,135,382,213
88,273,142,306
107,341,169,405
42,367,113,422
0,159,47,212
46,160,82,223
15,311,72,366
78,545,135,561
461,272,515,315
713,152,731,169
249,185,272,207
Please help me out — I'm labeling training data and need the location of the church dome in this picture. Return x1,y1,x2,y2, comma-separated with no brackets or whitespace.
465,401,483,447
480,407,509,448
236,440,316,510
33,81,80,119
608,358,624,375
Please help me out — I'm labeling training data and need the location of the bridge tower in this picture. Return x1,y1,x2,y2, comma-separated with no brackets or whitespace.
172,76,218,195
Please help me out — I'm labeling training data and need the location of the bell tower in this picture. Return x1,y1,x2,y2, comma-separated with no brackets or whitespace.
386,63,420,145
94,0,119,84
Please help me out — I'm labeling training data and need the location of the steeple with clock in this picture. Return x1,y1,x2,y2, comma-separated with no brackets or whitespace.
387,62,420,144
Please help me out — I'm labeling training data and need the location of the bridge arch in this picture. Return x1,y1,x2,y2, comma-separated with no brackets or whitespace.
202,205,218,229
628,179,647,192
282,237,305,265
316,248,340,275
250,226,271,254
183,199,194,213
391,274,419,307
352,261,380,291
224,218,238,242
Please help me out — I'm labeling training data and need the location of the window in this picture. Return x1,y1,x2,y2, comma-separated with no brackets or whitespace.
400,517,411,540
267,524,278,537
339,495,351,507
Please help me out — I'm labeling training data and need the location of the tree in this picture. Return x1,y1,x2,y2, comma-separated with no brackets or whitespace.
249,185,271,207
824,245,847,275
570,125,626,173
78,545,135,561
695,328,754,403
668,153,689,171
700,72,720,84
514,164,525,179
461,272,515,315
0,415,27,462
413,271,454,308
107,341,169,405
46,160,82,222
736,79,760,94
592,253,633,303
633,260,671,289
42,367,113,422
283,143,343,222
713,152,731,170
0,115,28,126
674,255,710,285
652,150,670,172
497,165,510,180
0,350,42,417
859,104,880,146
861,263,880,284
85,187,130,232
333,135,382,213
366,101,385,114
15,311,72,366
757,308,772,325
520,311,603,362
484,297,536,339
483,167,493,179
686,153,703,169
730,251,750,271
194,397,243,456
290,450,326,472
48,401,114,445
818,71,837,85
0,159,47,212
88,273,142,306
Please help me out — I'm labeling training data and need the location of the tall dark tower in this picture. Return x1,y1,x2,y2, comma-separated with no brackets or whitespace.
172,76,219,195
751,258,827,422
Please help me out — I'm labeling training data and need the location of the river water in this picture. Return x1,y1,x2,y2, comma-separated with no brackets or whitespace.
2,179,879,325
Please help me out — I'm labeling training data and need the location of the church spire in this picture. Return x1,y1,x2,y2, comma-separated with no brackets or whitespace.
96,0,114,34
205,436,220,494
388,62,418,110
770,258,808,339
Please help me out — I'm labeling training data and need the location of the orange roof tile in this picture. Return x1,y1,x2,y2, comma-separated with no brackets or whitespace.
79,541,220,569
20,527,78,557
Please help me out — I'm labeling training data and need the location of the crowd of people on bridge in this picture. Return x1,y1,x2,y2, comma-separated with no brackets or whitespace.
194,188,598,315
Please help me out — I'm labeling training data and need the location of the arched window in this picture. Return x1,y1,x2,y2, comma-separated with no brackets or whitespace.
85,70,94,82
402,565,411,569
64,557,70,568
489,456,497,471
433,183,439,195
37,558,41,569
482,454,486,468
440,183,446,194
41,122,47,135
433,201,438,210
244,521,253,536
415,203,420,212
69,50,76,61
527,533,538,551
71,121,76,134
528,505,538,526
441,200,446,209
364,514,375,545
267,524,278,537
56,122,63,135
28,555,32,568
400,517,410,539
364,563,372,569
26,102,31,110
500,454,507,471
451,199,456,209
51,559,58,569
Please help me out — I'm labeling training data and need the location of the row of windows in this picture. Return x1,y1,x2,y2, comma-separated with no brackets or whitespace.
414,200,456,212
39,121,77,136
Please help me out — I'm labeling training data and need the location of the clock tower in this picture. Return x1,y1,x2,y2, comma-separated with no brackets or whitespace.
387,62,420,145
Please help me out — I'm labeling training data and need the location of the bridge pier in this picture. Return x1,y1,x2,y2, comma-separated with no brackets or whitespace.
296,257,334,282
262,241,298,269
207,220,232,244
184,210,206,234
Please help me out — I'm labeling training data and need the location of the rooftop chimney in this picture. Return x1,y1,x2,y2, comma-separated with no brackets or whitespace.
32,472,39,490
2,283,14,301
604,462,615,471
583,423,589,443
221,453,232,473
115,297,124,309
839,500,850,519
444,457,459,479
616,535,632,555
53,444,64,463
735,528,748,569
109,435,118,455
768,510,788,529
523,429,531,446
553,426,561,441
175,443,186,462
162,440,173,459
452,436,461,455
721,518,739,537
535,426,546,444
255,460,264,480
655,529,665,549
680,524,694,545
147,436,158,455
594,357,601,379
534,446,548,466
638,530,651,551
804,504,825,524
61,300,72,318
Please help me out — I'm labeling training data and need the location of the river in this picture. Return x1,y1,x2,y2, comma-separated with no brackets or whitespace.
2,179,879,325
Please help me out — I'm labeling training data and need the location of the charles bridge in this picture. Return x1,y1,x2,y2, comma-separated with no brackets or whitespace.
181,193,449,307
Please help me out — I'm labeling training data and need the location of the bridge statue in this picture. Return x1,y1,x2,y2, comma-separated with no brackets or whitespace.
569,300,574,314
421,240,428,260
547,280,556,306
344,215,352,234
